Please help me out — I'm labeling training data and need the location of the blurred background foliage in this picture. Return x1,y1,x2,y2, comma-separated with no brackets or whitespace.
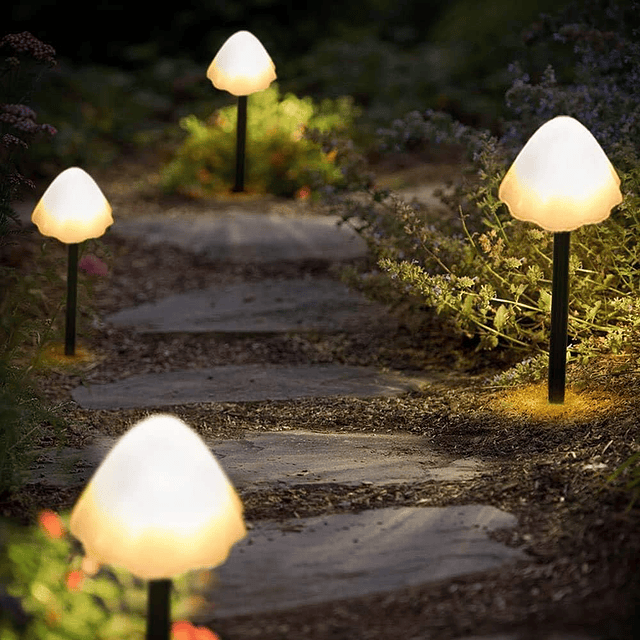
9,0,580,177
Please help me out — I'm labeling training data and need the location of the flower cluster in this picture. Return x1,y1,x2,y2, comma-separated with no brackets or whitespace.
0,31,56,65
0,103,57,137
0,32,57,222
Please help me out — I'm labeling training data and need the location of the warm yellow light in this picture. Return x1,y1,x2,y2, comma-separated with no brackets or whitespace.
206,30,276,96
31,167,113,244
70,414,246,580
498,116,622,232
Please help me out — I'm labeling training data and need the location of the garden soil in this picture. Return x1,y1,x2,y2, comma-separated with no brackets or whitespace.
2,154,640,639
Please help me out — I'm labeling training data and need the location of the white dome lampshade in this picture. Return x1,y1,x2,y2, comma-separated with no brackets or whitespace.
207,30,276,96
31,167,113,244
70,414,246,581
498,116,622,232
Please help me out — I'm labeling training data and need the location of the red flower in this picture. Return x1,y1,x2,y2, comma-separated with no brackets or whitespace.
295,186,311,200
172,621,220,640
172,621,196,640
65,570,84,591
38,510,64,539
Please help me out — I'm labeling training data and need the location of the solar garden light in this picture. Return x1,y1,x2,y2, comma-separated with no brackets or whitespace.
207,30,277,193
31,167,113,356
498,116,622,404
70,414,246,640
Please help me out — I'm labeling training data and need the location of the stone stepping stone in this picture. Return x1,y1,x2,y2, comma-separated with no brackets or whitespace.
214,430,481,487
106,278,388,334
71,364,429,410
112,211,367,263
198,505,525,619
29,430,481,489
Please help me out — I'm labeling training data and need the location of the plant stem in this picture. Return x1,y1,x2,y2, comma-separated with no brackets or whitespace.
147,579,171,640
549,231,570,404
64,243,78,356
232,94,247,192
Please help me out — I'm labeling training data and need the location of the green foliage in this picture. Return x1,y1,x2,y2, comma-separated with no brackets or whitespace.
162,84,361,198
340,4,640,381
0,511,205,639
29,57,212,170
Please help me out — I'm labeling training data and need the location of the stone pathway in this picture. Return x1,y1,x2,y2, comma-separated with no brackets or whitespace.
35,206,531,630
112,209,367,263
71,364,430,409
30,430,482,489
204,505,524,619
28,200,577,639
105,277,386,334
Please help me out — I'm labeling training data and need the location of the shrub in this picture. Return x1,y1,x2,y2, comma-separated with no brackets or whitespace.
161,83,362,198
340,2,640,384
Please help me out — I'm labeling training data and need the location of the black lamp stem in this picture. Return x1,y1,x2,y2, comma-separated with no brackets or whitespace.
64,242,79,356
233,94,248,192
147,579,172,640
548,231,571,404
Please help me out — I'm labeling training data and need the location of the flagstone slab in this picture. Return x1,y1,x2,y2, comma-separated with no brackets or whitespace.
29,430,481,489
106,278,388,334
71,364,429,410
198,505,525,619
112,211,367,262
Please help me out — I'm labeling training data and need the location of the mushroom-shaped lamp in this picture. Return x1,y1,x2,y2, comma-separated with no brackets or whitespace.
498,116,622,403
207,30,276,97
31,167,113,356
31,167,113,243
206,30,277,192
70,414,246,640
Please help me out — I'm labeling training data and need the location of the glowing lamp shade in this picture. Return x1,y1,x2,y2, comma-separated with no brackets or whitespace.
498,116,622,232
70,414,246,580
207,30,276,96
31,167,113,244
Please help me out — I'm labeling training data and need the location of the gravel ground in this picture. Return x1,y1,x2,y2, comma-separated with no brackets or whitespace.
3,160,640,639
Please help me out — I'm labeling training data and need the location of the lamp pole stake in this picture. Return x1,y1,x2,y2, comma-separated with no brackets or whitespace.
232,94,248,192
64,243,79,356
147,579,171,640
548,231,570,403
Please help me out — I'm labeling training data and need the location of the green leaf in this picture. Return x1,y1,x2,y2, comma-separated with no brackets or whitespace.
493,304,508,331
585,300,602,324
538,289,552,313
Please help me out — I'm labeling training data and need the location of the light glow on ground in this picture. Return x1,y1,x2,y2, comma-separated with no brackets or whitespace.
35,343,99,369
492,382,618,421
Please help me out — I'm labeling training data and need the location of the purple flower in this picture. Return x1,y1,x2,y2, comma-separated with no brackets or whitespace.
0,32,56,64
79,254,108,276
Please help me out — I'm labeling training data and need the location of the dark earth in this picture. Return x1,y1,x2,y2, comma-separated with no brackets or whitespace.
2,154,640,639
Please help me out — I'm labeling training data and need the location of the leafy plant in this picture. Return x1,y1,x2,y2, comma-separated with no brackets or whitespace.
162,83,361,198
0,510,215,639
340,4,640,383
